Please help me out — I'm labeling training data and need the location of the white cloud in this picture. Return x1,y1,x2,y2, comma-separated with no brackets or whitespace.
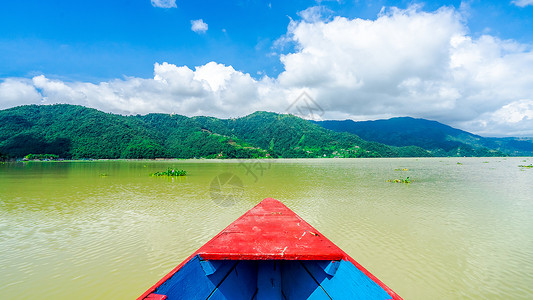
297,6,333,23
279,7,464,113
0,78,42,109
465,99,533,136
193,62,235,92
151,0,176,8
276,6,533,136
3,62,284,118
1,6,533,136
492,100,533,124
511,0,533,7
191,19,208,34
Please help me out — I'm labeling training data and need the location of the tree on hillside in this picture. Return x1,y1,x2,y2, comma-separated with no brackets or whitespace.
121,139,166,159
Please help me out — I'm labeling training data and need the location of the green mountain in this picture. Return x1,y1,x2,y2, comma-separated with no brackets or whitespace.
0,104,438,159
315,117,532,156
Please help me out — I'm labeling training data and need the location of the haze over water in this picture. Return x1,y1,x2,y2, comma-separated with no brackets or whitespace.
1,158,532,299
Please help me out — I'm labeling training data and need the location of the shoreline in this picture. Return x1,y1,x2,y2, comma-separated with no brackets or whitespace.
3,156,530,164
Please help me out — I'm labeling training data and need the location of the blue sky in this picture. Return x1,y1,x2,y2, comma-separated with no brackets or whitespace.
1,0,532,81
1,0,533,136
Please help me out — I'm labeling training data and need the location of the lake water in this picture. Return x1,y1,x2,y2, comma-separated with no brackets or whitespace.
1,158,532,299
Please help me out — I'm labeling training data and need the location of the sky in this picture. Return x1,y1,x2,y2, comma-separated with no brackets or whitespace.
1,0,533,137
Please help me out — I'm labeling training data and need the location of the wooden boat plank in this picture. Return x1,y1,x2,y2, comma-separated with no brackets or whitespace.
198,198,345,261
207,261,257,300
256,261,282,299
280,261,331,299
150,255,236,299
302,260,393,299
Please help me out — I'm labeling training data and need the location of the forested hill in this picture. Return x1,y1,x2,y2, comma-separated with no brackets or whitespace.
315,117,533,156
0,104,507,159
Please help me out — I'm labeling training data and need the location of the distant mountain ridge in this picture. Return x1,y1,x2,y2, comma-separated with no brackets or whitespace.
0,104,441,159
314,117,533,156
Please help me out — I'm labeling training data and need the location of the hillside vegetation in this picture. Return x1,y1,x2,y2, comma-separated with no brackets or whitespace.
0,104,511,159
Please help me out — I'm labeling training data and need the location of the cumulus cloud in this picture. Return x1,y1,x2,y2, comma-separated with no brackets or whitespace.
1,62,287,118
151,0,176,8
191,19,208,33
276,6,533,136
511,0,533,7
493,100,533,124
466,99,533,136
0,78,42,109
279,7,465,114
1,6,533,136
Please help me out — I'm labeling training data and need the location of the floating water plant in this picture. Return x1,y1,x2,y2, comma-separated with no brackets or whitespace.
151,168,187,176
518,164,533,168
387,176,411,183
394,168,409,171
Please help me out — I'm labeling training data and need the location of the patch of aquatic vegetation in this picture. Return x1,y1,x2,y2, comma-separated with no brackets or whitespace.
457,162,463,165
518,164,533,168
151,168,187,176
387,176,412,183
394,168,409,171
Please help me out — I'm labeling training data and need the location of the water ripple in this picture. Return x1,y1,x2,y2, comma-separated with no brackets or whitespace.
1,158,532,299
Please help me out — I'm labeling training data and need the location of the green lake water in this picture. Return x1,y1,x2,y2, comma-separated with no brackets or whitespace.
1,158,532,299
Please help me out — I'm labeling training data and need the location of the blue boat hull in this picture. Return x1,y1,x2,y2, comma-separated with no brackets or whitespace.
150,255,394,299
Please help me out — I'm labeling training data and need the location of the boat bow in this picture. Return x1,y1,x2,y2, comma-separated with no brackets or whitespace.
139,198,402,300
